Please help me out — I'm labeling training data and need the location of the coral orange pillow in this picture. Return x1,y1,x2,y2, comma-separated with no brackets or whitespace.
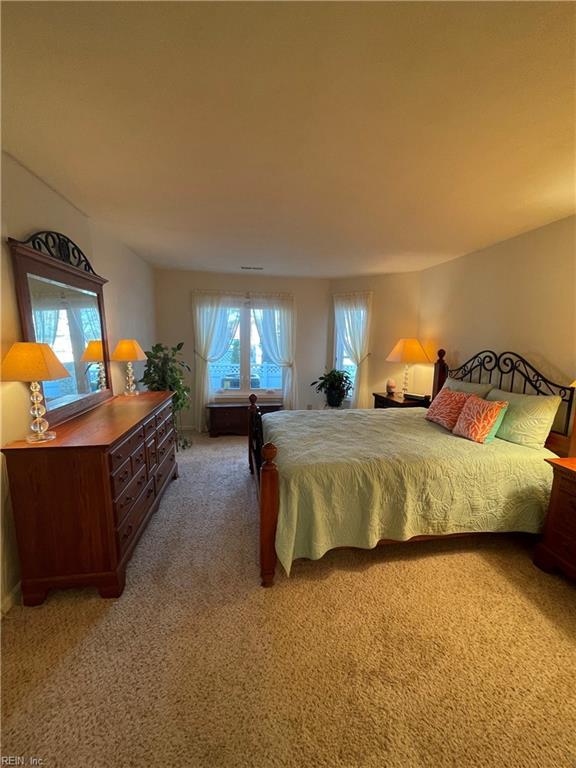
426,389,471,431
452,395,509,444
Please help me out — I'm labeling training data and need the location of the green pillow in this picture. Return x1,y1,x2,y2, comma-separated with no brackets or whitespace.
485,388,561,449
483,403,509,443
442,377,492,397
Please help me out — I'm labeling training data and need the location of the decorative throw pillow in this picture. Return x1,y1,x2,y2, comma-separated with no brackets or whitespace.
486,389,561,450
426,389,470,431
452,395,509,444
442,377,493,398
484,403,509,444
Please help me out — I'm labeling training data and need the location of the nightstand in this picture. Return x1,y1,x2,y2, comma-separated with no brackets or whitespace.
533,458,576,580
373,392,431,409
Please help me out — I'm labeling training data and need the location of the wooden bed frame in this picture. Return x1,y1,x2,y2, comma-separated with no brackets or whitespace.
248,350,576,587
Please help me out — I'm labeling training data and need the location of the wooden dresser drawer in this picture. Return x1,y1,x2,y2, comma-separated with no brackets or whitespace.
155,448,176,495
109,426,145,473
130,442,147,476
114,464,147,523
117,477,156,560
556,477,576,530
156,402,173,428
155,418,170,444
144,415,156,440
157,430,175,465
109,434,133,473
112,458,133,498
146,436,158,474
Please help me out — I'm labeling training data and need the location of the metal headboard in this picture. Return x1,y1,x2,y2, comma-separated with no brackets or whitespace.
448,350,574,437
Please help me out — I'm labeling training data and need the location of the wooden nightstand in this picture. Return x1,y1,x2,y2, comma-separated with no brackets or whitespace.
533,458,576,580
373,392,431,409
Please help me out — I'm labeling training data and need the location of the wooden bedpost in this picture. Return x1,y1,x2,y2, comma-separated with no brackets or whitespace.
248,393,258,474
432,349,448,399
260,442,279,588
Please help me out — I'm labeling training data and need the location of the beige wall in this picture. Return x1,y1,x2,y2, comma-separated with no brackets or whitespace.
1,153,156,612
154,270,332,419
329,272,431,396
418,216,576,384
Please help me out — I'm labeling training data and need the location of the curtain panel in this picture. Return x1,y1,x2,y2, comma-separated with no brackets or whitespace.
333,291,372,408
251,293,297,410
191,292,243,432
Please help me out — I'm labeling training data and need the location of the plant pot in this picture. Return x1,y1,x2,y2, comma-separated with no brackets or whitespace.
326,389,344,408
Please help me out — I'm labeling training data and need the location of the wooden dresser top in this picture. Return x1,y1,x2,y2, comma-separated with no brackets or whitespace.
2,391,173,451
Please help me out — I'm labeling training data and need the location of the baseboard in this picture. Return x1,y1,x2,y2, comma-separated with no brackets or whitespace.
1,580,21,616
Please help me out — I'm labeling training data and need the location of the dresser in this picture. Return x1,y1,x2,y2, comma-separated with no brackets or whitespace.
2,391,177,605
207,401,283,437
533,458,576,581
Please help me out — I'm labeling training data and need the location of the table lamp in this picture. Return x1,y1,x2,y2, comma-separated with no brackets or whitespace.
385,338,430,395
81,340,107,391
1,342,70,442
111,339,146,396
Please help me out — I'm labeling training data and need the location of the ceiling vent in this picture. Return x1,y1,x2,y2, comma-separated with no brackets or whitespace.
240,266,263,271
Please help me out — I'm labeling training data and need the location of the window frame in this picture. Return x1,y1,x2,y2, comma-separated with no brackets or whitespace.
209,304,283,400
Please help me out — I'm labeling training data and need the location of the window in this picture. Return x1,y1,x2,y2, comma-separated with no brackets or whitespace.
208,305,283,395
333,292,372,407
335,332,358,390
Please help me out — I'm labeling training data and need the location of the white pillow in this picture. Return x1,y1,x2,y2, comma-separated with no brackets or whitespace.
442,377,492,398
485,388,561,449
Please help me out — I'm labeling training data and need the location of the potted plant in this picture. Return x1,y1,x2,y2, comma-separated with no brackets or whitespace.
140,342,191,448
311,369,354,408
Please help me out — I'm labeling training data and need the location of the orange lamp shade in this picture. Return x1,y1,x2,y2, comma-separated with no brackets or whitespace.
1,342,70,382
111,339,146,362
80,340,104,363
385,338,430,364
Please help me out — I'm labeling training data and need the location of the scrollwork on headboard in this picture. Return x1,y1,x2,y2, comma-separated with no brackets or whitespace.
10,231,97,275
448,349,574,437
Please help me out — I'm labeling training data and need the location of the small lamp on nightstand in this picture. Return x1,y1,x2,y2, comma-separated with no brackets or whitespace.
81,340,107,391
386,338,430,395
1,342,70,442
111,339,146,396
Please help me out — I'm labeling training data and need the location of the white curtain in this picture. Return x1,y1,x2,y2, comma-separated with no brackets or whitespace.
252,294,297,409
333,291,372,408
32,309,59,346
191,292,242,432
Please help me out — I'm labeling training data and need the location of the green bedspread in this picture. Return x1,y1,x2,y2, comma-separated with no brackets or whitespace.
262,408,556,575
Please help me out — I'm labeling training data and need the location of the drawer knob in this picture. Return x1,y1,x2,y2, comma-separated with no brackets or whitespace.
122,525,134,542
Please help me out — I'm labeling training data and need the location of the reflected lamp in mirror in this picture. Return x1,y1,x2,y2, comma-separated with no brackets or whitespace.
1,342,70,442
81,340,107,391
385,338,430,395
111,339,146,396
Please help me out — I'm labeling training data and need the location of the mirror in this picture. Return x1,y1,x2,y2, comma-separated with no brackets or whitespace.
28,274,106,408
9,231,113,425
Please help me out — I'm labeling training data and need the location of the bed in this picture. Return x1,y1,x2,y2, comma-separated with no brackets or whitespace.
248,350,575,586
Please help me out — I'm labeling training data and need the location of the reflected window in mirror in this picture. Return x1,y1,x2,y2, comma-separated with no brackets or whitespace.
28,274,106,408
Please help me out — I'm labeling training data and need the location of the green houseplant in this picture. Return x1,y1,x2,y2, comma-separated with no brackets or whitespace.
140,342,191,448
311,369,354,408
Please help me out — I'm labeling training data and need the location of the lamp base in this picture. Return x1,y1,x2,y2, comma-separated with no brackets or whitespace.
26,431,57,443
123,390,140,397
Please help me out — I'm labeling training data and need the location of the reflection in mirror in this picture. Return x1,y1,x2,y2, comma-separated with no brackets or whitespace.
28,274,107,409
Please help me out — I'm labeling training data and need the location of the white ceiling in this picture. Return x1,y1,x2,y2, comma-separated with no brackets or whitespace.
2,2,575,277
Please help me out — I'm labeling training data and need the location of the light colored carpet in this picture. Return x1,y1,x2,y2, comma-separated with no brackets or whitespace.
2,435,575,768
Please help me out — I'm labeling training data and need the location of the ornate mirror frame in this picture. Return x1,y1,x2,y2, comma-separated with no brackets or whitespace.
8,231,113,426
